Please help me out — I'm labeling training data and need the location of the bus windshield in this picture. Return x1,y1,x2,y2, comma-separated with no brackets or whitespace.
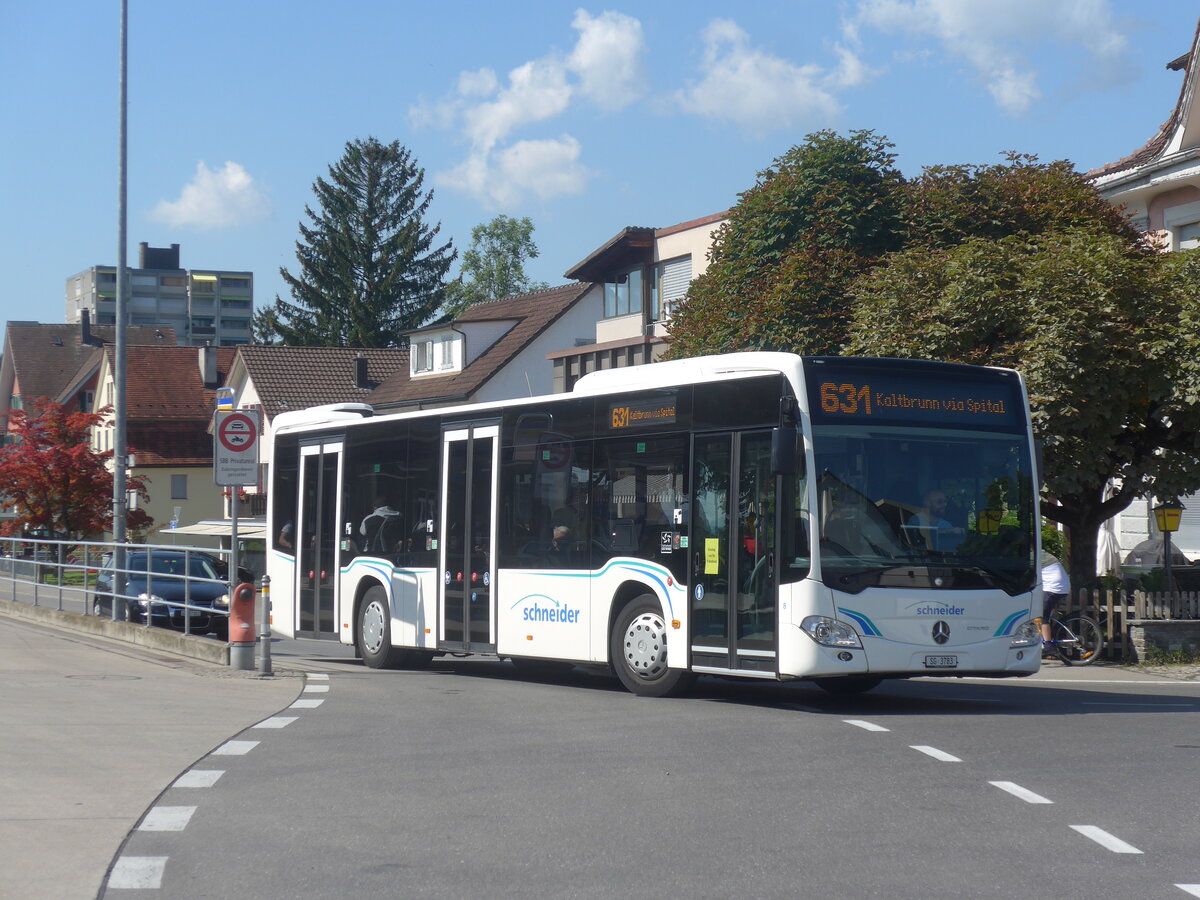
813,424,1036,596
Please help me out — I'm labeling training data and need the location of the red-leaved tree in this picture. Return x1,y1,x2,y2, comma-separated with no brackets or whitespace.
0,398,153,539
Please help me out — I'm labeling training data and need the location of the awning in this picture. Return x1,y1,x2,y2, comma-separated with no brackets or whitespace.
191,274,218,282
160,520,268,539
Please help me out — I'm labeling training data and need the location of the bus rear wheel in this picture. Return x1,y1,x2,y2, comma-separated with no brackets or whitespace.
610,595,693,697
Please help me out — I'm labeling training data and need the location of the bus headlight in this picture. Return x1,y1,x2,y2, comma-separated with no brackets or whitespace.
801,616,863,649
1009,619,1041,648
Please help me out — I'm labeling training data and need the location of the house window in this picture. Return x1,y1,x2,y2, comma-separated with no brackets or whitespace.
171,474,188,500
220,276,250,289
1178,222,1200,251
412,339,433,373
437,336,456,369
603,267,643,318
161,276,186,287
653,256,692,322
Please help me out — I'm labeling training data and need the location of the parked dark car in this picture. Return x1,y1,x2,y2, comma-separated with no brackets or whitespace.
92,550,232,639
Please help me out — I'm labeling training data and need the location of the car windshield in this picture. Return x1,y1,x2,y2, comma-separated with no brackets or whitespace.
127,554,220,580
813,424,1036,595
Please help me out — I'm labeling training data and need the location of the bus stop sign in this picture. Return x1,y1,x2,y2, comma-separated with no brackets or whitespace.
215,410,259,486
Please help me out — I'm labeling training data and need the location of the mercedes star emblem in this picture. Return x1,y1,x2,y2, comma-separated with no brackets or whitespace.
932,621,951,644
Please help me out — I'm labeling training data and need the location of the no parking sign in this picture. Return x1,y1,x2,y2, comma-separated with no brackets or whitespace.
214,409,259,486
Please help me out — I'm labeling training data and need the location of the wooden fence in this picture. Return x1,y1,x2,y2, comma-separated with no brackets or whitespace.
1060,589,1200,661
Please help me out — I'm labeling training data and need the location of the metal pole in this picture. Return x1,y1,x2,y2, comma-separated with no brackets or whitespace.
111,0,129,620
1165,530,1175,600
258,575,272,675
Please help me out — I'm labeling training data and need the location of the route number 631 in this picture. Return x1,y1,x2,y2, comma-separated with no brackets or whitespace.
820,382,873,416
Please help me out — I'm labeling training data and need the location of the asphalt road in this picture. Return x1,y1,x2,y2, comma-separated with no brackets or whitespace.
96,652,1200,900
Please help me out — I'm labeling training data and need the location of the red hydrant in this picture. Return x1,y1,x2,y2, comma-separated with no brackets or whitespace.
229,582,256,670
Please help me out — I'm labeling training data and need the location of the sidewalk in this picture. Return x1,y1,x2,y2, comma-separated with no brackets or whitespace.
0,617,300,900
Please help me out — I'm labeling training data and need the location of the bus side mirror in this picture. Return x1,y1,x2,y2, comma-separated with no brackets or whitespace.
771,427,797,476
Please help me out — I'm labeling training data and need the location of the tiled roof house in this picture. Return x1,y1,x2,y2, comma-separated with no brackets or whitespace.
370,282,594,411
0,316,175,430
91,344,236,536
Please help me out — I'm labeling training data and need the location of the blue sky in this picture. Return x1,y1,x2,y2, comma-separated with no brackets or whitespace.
2,1,1197,332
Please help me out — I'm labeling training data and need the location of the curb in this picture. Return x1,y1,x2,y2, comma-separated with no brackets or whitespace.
0,597,230,665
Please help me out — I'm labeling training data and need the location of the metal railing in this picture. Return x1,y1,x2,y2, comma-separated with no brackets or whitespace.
0,536,241,641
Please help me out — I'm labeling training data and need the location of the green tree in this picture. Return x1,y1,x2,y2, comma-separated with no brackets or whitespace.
264,137,456,347
848,228,1200,588
666,135,1200,588
667,130,904,357
442,215,550,318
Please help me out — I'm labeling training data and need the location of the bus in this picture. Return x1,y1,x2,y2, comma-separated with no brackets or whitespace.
266,352,1043,696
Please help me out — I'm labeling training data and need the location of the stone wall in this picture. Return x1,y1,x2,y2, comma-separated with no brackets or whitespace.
1127,619,1200,662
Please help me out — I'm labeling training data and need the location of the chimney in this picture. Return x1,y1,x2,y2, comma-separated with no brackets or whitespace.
355,354,369,389
198,342,219,388
80,309,100,346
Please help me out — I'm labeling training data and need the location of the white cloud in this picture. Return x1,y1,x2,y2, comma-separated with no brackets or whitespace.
439,137,590,208
411,10,646,206
463,58,573,153
853,0,1130,115
149,161,271,229
567,9,646,110
675,19,845,136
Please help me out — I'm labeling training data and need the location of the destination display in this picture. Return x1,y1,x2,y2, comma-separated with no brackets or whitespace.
805,361,1025,430
609,394,678,430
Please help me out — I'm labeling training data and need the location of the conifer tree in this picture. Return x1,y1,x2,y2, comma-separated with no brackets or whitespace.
267,137,456,347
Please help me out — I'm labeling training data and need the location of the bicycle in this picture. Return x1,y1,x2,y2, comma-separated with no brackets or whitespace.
1041,609,1103,666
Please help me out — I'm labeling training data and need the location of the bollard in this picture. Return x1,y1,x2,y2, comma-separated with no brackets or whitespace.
228,582,256,670
257,575,272,675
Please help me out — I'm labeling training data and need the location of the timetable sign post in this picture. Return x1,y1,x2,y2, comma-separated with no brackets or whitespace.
214,409,260,486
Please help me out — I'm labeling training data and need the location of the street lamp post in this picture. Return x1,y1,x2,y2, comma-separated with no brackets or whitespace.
1153,500,1184,599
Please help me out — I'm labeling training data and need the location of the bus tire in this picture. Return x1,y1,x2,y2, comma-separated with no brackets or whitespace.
812,675,882,696
610,594,693,698
358,586,406,669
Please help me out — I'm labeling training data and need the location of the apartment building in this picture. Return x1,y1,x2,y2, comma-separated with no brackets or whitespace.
65,242,253,347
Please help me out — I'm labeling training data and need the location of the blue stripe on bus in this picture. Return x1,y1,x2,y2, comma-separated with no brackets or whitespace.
837,607,881,637
994,610,1028,636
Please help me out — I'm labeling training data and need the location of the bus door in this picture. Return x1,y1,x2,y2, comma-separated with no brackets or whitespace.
690,431,778,674
438,423,499,652
297,441,343,639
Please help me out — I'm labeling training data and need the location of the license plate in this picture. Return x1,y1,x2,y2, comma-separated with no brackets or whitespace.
924,655,958,669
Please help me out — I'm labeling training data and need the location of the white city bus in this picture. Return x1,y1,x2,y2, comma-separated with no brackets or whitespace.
267,352,1042,696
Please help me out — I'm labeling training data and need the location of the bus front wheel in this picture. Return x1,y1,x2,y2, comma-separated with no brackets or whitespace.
610,595,693,697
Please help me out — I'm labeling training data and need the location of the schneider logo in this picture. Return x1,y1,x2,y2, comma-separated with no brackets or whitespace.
518,597,581,624
913,604,966,616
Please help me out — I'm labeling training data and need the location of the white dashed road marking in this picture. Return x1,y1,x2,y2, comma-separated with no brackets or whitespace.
306,672,329,679
254,716,299,729
843,719,890,732
109,856,168,889
989,781,1053,804
291,698,325,709
1070,825,1143,854
173,769,224,788
910,745,961,762
303,684,330,693
1176,885,1200,897
212,740,260,756
139,806,197,832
